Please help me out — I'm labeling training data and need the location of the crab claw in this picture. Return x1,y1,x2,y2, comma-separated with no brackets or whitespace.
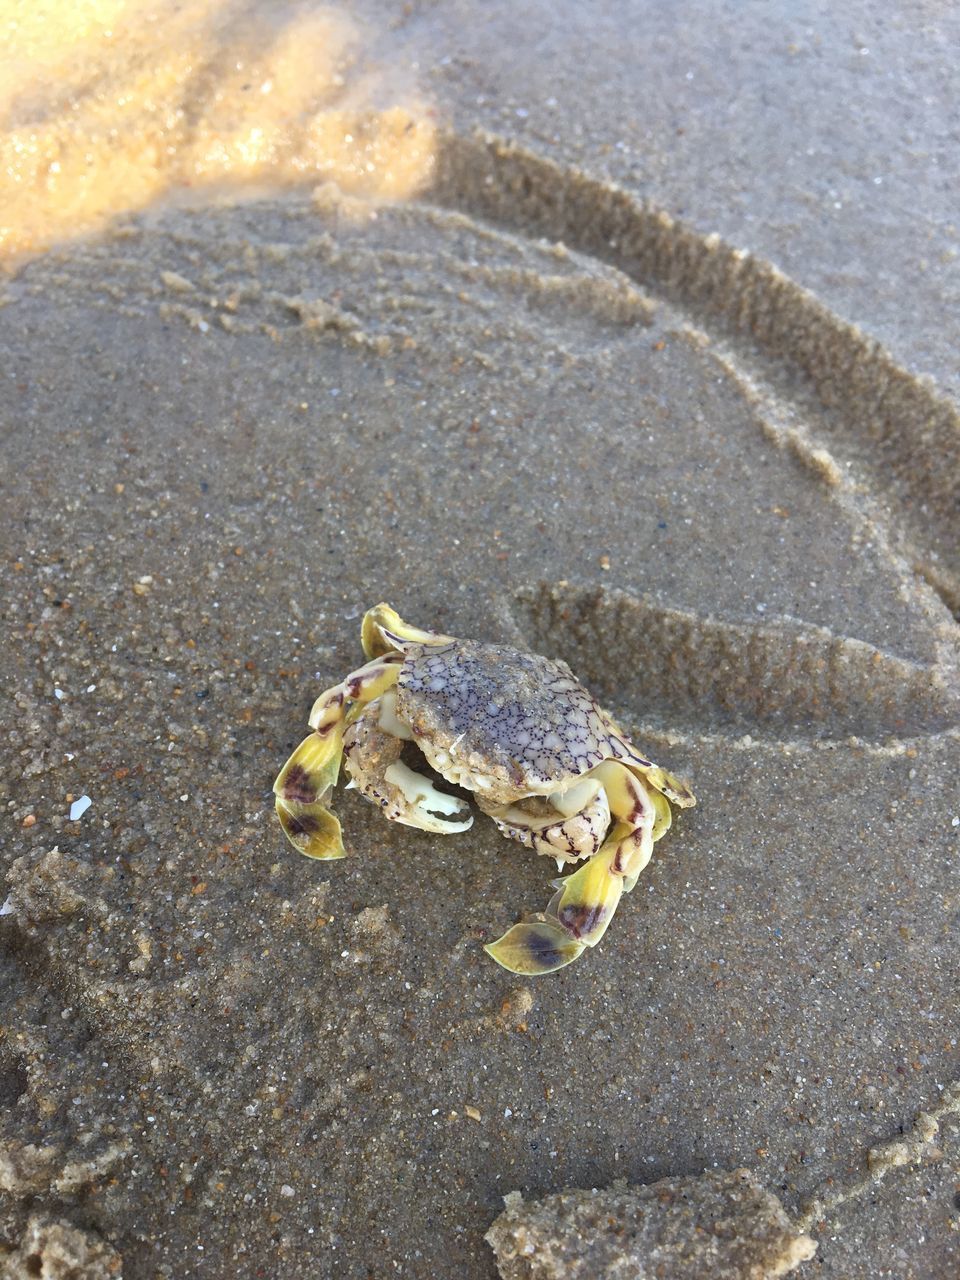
383,761,474,835
274,728,347,860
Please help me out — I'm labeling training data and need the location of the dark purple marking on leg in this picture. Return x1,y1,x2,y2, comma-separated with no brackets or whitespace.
282,764,317,806
521,930,575,970
558,901,608,940
286,810,323,838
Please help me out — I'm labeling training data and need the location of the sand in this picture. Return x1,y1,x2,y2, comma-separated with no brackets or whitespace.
486,1171,817,1279
1,2,958,1277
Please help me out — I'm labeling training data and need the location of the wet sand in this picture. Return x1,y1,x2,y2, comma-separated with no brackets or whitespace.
2,3,958,1277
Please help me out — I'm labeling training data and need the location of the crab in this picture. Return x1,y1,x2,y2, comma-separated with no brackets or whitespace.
273,604,695,975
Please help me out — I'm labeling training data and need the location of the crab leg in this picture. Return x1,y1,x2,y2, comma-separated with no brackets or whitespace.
612,738,696,810
484,761,658,976
361,602,455,660
306,654,401,733
478,777,611,868
274,657,401,860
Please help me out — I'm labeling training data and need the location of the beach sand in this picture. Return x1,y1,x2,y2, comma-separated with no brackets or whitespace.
1,2,958,1276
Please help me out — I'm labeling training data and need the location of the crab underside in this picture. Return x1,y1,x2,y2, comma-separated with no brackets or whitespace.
274,604,695,975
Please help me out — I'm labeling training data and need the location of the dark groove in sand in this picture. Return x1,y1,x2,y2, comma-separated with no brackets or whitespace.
511,581,960,745
428,131,960,617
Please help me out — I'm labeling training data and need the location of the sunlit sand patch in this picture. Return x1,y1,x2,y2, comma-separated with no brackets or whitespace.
0,0,436,261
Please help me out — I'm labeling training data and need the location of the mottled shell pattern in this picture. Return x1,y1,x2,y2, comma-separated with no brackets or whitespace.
397,639,638,802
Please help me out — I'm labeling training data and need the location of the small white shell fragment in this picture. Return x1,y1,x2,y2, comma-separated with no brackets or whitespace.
0,895,15,916
69,795,92,821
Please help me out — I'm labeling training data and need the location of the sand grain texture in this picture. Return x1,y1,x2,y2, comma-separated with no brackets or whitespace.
486,1170,816,1279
